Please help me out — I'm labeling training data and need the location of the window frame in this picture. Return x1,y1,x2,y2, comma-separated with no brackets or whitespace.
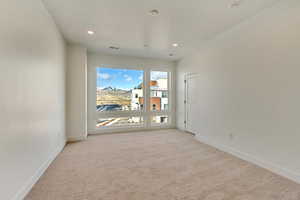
88,64,173,133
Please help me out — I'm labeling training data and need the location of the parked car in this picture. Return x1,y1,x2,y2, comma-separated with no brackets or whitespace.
96,104,122,111
96,104,107,111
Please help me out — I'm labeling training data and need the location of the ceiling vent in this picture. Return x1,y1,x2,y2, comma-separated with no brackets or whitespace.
109,46,120,50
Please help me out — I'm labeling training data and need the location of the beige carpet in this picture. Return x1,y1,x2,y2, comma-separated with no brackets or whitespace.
26,129,300,200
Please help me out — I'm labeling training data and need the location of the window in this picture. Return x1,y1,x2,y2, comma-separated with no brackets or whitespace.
150,71,168,111
152,104,156,111
89,66,172,131
97,67,144,111
164,104,168,110
162,91,168,98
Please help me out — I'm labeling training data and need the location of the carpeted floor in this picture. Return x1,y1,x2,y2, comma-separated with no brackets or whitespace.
26,129,300,200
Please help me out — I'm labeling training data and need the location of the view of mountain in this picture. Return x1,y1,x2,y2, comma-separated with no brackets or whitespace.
96,87,132,106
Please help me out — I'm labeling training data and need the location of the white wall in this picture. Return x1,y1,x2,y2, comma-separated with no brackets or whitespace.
87,53,176,133
177,0,300,183
66,45,87,141
0,1,66,199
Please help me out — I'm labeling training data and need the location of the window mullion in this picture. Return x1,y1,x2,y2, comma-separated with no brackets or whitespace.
144,69,151,128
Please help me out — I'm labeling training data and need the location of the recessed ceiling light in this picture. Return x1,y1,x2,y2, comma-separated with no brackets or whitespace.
230,0,242,8
87,30,95,35
149,9,159,16
172,43,179,47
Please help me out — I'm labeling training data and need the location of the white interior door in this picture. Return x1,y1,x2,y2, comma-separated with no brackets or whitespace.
185,73,200,134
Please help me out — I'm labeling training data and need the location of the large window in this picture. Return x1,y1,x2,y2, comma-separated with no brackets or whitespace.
90,65,172,131
97,67,144,111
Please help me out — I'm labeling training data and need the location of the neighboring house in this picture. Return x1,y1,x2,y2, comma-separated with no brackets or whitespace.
131,84,143,111
150,79,168,112
131,79,168,124
131,79,168,112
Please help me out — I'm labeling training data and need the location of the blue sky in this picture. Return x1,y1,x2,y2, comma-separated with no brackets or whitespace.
97,67,143,90
97,68,168,90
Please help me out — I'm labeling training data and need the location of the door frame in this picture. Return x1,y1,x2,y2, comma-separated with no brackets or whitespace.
184,73,201,133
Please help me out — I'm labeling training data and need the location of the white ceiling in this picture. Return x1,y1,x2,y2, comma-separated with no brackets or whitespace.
42,0,280,61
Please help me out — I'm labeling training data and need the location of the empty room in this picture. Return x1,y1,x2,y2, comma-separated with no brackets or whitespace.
1,0,300,199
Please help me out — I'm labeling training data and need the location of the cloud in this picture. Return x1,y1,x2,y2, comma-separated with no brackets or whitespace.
151,71,168,80
98,73,111,80
123,74,133,82
139,74,143,80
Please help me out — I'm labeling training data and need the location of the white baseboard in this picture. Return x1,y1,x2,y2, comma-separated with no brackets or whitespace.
67,135,87,142
12,142,66,200
195,135,300,184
